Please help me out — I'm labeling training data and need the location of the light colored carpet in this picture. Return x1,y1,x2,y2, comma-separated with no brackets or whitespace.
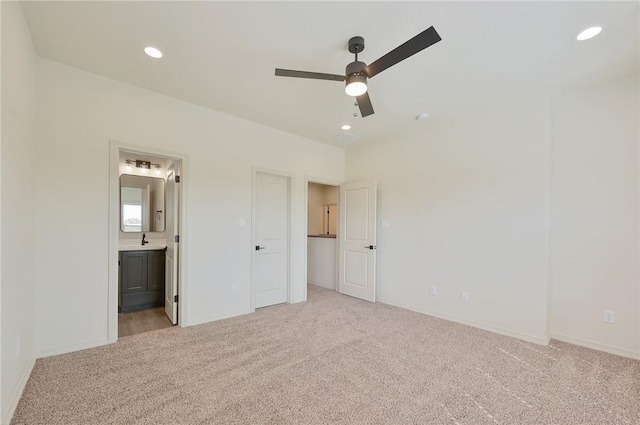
11,285,640,424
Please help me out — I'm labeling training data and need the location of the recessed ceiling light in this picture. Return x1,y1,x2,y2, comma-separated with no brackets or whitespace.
341,124,351,130
576,26,602,41
144,47,163,58
416,113,430,121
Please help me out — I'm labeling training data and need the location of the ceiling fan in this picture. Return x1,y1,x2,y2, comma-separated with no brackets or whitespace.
275,26,441,118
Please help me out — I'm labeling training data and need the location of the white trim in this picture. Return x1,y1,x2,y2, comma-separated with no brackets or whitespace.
378,296,550,346
36,337,109,359
109,140,189,343
2,357,35,425
549,332,640,360
108,142,119,343
544,97,552,343
303,176,342,302
251,167,294,310
188,309,255,327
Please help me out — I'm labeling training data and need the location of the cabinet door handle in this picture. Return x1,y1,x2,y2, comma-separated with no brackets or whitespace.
255,246,266,251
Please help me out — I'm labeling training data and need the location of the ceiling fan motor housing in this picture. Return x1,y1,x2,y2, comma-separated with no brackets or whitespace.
346,60,367,76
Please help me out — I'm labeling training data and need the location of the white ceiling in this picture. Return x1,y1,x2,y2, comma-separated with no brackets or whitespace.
21,1,639,147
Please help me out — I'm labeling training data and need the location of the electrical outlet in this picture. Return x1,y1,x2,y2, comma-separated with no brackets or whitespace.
603,310,615,324
16,336,21,357
461,291,469,302
430,285,438,296
231,285,238,295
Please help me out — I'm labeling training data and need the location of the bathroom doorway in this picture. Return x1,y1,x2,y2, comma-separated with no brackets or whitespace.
108,143,185,341
306,180,340,294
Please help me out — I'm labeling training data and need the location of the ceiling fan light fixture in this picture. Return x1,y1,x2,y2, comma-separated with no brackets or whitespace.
345,74,367,97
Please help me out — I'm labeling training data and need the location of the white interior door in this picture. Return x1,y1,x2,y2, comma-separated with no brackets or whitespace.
165,162,179,324
254,172,289,308
338,180,377,302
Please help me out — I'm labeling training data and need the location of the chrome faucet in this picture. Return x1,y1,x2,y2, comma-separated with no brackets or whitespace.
141,233,149,246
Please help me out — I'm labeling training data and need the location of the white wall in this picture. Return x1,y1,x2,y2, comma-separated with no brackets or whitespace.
34,59,345,355
549,75,640,357
307,237,336,290
346,76,640,357
1,2,37,422
346,99,551,344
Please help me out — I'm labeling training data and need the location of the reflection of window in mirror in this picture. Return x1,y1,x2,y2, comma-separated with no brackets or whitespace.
323,204,337,235
121,187,143,232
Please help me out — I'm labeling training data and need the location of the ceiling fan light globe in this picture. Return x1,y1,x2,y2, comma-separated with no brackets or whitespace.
345,82,367,97
345,74,368,97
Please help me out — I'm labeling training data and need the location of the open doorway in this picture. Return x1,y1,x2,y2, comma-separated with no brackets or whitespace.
113,148,182,338
307,181,339,292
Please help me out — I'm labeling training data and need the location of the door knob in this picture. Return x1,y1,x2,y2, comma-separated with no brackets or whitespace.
255,246,266,251
364,245,376,250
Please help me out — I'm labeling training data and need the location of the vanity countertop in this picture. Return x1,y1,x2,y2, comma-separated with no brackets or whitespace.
119,244,167,252
308,234,337,239
119,239,167,252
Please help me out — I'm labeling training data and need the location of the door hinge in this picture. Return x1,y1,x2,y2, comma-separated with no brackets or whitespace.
118,260,120,266
174,295,179,303
175,235,180,243
175,176,181,183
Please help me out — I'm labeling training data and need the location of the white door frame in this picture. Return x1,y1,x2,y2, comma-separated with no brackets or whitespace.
108,140,188,343
251,167,293,310
303,176,343,302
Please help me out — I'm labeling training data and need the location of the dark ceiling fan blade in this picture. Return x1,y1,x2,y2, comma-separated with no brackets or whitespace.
363,26,441,79
275,68,345,81
357,91,374,117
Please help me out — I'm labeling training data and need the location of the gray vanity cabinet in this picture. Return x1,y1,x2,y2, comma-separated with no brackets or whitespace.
119,249,165,312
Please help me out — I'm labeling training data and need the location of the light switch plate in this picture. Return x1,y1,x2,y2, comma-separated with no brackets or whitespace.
381,220,389,228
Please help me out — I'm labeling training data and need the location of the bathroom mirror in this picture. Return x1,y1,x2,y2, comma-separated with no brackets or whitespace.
120,174,165,232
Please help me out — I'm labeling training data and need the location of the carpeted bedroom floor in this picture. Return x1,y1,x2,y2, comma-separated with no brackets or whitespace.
11,285,640,424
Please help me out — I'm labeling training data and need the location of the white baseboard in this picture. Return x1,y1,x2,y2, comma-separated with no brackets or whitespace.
308,281,336,291
187,308,254,327
549,331,640,360
377,297,550,346
36,337,109,359
2,356,35,425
